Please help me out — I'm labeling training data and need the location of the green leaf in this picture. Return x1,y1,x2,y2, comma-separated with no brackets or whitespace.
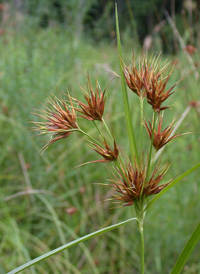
8,218,137,274
146,162,200,210
115,3,139,164
171,222,200,274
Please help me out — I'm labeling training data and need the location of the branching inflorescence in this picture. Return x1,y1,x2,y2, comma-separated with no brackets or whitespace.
19,8,199,274
32,43,193,274
34,54,182,210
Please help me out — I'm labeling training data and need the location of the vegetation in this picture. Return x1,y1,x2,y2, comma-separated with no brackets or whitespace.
0,1,200,274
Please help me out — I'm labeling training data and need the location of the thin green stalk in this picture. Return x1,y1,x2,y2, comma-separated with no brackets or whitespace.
139,221,144,274
78,129,103,147
146,111,157,182
93,120,126,173
93,121,104,140
136,202,145,274
100,118,128,172
102,117,113,141
139,97,144,151
115,4,139,165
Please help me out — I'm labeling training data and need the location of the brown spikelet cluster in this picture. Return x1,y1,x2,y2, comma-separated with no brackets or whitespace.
111,159,169,207
33,50,184,214
123,54,162,97
124,53,178,112
34,96,78,149
33,75,120,165
74,75,107,121
144,117,181,151
123,64,145,97
144,73,176,112
91,139,119,163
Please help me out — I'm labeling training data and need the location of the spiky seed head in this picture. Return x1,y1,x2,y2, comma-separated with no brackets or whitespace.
123,63,144,97
144,116,181,151
123,52,180,112
33,95,78,151
90,139,119,163
110,158,169,207
123,53,163,98
144,72,177,112
74,75,107,121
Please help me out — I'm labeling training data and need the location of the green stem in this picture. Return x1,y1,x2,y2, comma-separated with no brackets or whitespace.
140,97,144,151
78,129,103,147
93,121,104,140
102,117,113,141
139,220,144,274
101,118,127,172
115,4,139,165
93,120,126,173
146,111,157,182
135,201,145,274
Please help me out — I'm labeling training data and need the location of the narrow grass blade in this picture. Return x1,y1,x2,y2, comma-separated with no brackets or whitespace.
8,218,137,274
146,163,200,210
115,4,139,164
171,222,200,274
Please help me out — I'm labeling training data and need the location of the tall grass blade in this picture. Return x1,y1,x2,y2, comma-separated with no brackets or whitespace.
146,163,200,210
115,3,139,164
171,222,200,274
8,218,137,274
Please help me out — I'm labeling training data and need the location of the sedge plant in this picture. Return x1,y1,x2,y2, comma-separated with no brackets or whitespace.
8,4,200,274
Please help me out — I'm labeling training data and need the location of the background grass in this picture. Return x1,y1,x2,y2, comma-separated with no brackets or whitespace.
0,4,200,274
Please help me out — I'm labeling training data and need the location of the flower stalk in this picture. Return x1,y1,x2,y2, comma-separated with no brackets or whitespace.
139,219,145,274
135,200,145,274
140,96,144,151
146,112,157,183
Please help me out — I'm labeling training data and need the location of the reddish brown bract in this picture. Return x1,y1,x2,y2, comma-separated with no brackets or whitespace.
123,54,162,98
75,75,106,121
123,63,145,97
34,96,78,148
111,160,169,206
91,139,119,163
144,73,176,112
144,117,180,151
124,54,178,112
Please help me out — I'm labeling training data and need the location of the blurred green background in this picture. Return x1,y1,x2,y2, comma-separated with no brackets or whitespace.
0,0,199,273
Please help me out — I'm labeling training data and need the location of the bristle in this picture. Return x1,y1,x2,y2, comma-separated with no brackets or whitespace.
144,116,181,151
33,95,78,150
108,157,169,207
74,75,107,121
